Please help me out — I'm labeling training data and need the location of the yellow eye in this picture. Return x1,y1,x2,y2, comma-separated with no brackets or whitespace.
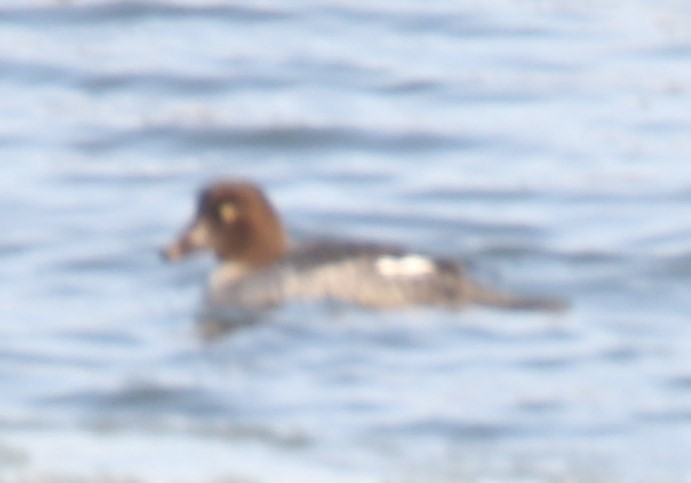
219,202,238,223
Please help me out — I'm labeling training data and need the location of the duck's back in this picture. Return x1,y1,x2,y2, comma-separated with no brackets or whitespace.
205,240,521,310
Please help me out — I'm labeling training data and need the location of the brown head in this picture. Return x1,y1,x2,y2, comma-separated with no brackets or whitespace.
162,181,288,268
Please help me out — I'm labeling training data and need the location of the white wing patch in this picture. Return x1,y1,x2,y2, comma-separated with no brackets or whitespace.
375,254,435,279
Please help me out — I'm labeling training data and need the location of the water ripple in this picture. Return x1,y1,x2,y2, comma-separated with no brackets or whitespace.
0,2,290,25
75,125,475,154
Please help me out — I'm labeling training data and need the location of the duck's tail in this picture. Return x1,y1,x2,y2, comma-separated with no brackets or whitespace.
471,284,567,312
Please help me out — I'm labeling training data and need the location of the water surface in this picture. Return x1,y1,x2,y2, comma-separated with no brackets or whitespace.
2,1,691,481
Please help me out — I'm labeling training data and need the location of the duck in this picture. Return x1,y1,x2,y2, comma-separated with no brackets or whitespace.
162,180,565,312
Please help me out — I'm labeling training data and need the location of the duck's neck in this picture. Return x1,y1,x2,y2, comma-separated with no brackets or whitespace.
217,218,288,269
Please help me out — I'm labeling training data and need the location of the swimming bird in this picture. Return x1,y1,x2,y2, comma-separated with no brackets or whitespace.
162,180,564,312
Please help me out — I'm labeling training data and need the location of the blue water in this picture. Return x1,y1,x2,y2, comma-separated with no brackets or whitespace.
3,1,691,481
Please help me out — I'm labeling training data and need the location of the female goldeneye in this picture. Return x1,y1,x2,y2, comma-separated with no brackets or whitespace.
162,181,564,311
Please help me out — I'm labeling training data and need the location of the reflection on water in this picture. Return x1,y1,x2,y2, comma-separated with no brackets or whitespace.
197,307,269,341
2,0,691,481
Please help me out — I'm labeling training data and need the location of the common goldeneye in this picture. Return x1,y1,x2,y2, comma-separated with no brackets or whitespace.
162,181,564,311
